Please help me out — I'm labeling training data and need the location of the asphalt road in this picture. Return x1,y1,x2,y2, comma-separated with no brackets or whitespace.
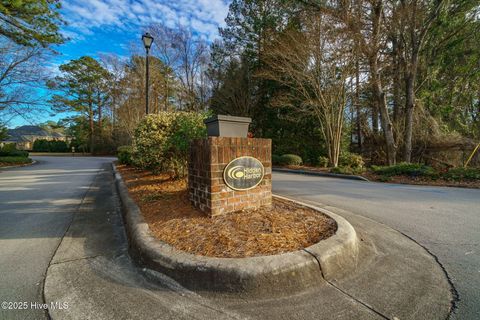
273,172,480,320
0,156,113,320
1,157,478,319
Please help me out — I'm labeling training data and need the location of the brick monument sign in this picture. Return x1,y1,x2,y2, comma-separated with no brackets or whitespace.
189,115,272,216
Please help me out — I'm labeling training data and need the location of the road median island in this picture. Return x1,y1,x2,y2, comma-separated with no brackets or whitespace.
112,163,360,297
41,162,454,319
0,158,36,170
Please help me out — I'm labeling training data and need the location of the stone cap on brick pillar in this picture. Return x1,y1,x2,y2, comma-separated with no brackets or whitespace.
204,115,252,138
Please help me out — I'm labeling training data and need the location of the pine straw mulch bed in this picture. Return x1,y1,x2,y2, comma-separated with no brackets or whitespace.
117,164,337,258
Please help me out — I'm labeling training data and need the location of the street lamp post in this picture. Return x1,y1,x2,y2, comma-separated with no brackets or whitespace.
142,32,154,115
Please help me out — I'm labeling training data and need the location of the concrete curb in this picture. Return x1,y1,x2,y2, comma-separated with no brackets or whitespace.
0,159,36,170
273,195,360,281
112,163,359,297
273,167,369,182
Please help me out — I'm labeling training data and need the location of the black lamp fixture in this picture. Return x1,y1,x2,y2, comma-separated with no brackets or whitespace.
142,32,154,114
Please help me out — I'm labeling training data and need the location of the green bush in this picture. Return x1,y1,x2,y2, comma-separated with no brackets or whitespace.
317,156,329,168
339,151,364,169
0,143,17,156
330,165,365,175
133,112,177,171
33,139,69,152
0,144,29,157
8,150,29,157
165,112,208,176
117,146,133,165
50,140,69,152
371,163,437,178
132,112,207,178
280,154,303,166
33,139,49,152
0,156,32,164
272,154,282,166
443,167,480,181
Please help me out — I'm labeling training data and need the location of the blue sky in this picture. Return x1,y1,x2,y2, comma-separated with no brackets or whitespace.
9,0,231,127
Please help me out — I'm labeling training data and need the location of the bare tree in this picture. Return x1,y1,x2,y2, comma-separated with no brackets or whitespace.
259,13,354,166
103,53,177,145
0,39,51,121
148,23,210,111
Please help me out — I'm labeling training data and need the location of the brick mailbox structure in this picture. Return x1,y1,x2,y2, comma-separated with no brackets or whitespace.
188,136,272,216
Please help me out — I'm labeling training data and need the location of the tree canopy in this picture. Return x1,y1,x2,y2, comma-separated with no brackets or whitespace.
50,56,111,153
0,0,65,48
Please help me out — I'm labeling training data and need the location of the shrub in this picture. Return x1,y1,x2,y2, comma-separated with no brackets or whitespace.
117,146,133,165
0,143,17,156
272,154,282,166
443,167,480,181
33,139,68,152
164,112,208,177
133,112,207,178
0,144,28,157
33,139,49,152
371,163,437,178
339,151,364,169
317,156,329,168
133,112,178,171
0,156,32,164
8,150,29,157
50,140,69,152
280,154,303,166
331,165,365,175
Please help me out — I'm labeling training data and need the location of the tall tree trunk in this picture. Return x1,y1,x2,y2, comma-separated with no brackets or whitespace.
366,1,396,165
392,37,402,125
98,100,102,132
403,43,419,163
372,103,379,133
371,58,396,165
400,0,443,162
355,58,362,151
403,72,415,162
89,104,94,154
164,78,169,111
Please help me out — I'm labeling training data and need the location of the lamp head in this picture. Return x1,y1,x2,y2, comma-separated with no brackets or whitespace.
142,32,154,50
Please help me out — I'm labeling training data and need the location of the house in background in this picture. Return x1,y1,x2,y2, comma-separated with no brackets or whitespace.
0,125,68,150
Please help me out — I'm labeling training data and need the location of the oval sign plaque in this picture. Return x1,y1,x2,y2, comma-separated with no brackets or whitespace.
223,156,265,191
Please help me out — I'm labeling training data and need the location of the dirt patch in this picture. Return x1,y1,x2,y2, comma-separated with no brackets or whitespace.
117,164,336,258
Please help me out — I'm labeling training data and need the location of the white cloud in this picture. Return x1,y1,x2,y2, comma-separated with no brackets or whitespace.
61,0,230,42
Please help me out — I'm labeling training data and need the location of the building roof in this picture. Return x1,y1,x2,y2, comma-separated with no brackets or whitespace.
3,125,65,143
